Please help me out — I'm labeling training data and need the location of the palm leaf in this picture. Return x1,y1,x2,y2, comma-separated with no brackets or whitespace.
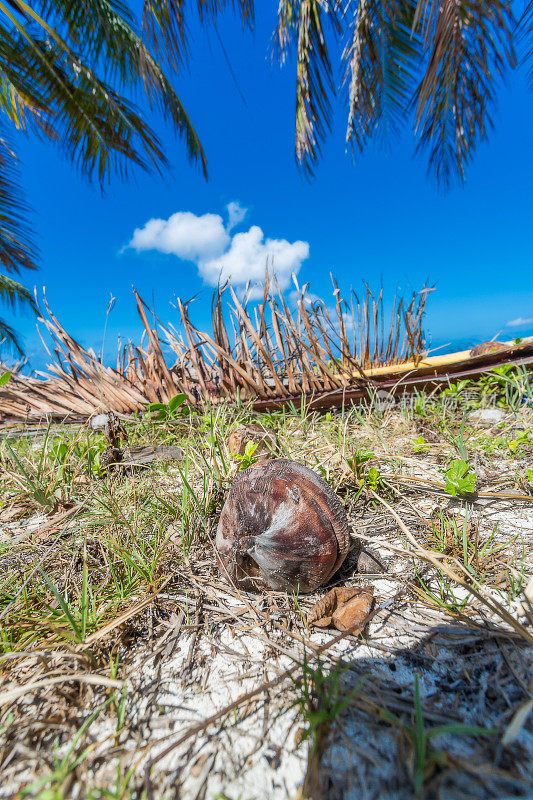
515,1,533,84
0,273,36,354
2,0,208,180
343,0,420,151
274,0,341,174
139,0,255,72
0,125,38,276
0,272,36,310
0,313,25,354
0,0,218,355
0,129,37,354
414,0,516,183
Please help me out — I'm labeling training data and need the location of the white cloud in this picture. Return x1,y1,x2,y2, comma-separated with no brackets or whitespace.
127,206,309,293
201,226,309,290
505,317,533,328
129,211,229,262
226,201,247,231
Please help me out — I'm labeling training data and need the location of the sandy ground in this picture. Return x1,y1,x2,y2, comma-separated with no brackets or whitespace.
1,411,532,799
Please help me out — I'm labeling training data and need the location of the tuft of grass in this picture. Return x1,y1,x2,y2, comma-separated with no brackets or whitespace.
379,675,497,800
19,696,114,799
289,650,366,748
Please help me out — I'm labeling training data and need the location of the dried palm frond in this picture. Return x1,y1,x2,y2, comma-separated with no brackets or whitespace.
2,274,532,422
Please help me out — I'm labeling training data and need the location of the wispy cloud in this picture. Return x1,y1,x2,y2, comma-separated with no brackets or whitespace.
505,317,533,328
126,203,309,293
226,200,247,231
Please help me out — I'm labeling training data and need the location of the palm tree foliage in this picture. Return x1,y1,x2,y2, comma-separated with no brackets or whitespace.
0,0,252,353
0,0,527,353
272,0,520,181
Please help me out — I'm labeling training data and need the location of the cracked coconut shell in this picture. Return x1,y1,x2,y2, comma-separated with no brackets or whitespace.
470,341,510,357
216,459,351,593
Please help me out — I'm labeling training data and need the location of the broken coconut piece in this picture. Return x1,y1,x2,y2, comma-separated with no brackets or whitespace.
226,423,278,459
357,547,386,574
216,459,352,593
307,586,374,632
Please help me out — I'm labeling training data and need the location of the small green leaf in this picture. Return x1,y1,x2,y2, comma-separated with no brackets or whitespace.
168,393,187,412
243,441,258,459
427,723,496,740
50,442,65,462
38,568,81,641
0,371,10,386
444,459,476,497
367,466,380,489
413,435,430,453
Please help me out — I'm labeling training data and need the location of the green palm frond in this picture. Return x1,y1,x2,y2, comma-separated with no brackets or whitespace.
414,0,516,184
515,0,533,84
0,66,41,129
0,312,25,354
0,125,37,352
141,0,188,69
3,36,168,182
274,0,340,174
0,0,218,353
1,1,208,181
194,0,254,26
0,272,36,309
0,125,38,275
343,0,420,151
139,0,254,72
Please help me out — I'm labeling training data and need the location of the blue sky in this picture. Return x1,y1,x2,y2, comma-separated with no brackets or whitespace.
5,5,533,371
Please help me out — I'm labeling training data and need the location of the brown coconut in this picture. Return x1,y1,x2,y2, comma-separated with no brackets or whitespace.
470,341,510,357
216,459,352,593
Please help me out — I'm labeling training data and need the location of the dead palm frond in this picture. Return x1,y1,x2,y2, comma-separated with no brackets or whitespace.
3,276,533,420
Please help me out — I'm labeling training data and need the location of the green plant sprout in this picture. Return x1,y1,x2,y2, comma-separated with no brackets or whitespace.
345,448,374,479
290,650,366,748
231,440,259,471
145,393,189,422
443,459,476,497
20,697,115,799
413,435,430,453
507,430,531,455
